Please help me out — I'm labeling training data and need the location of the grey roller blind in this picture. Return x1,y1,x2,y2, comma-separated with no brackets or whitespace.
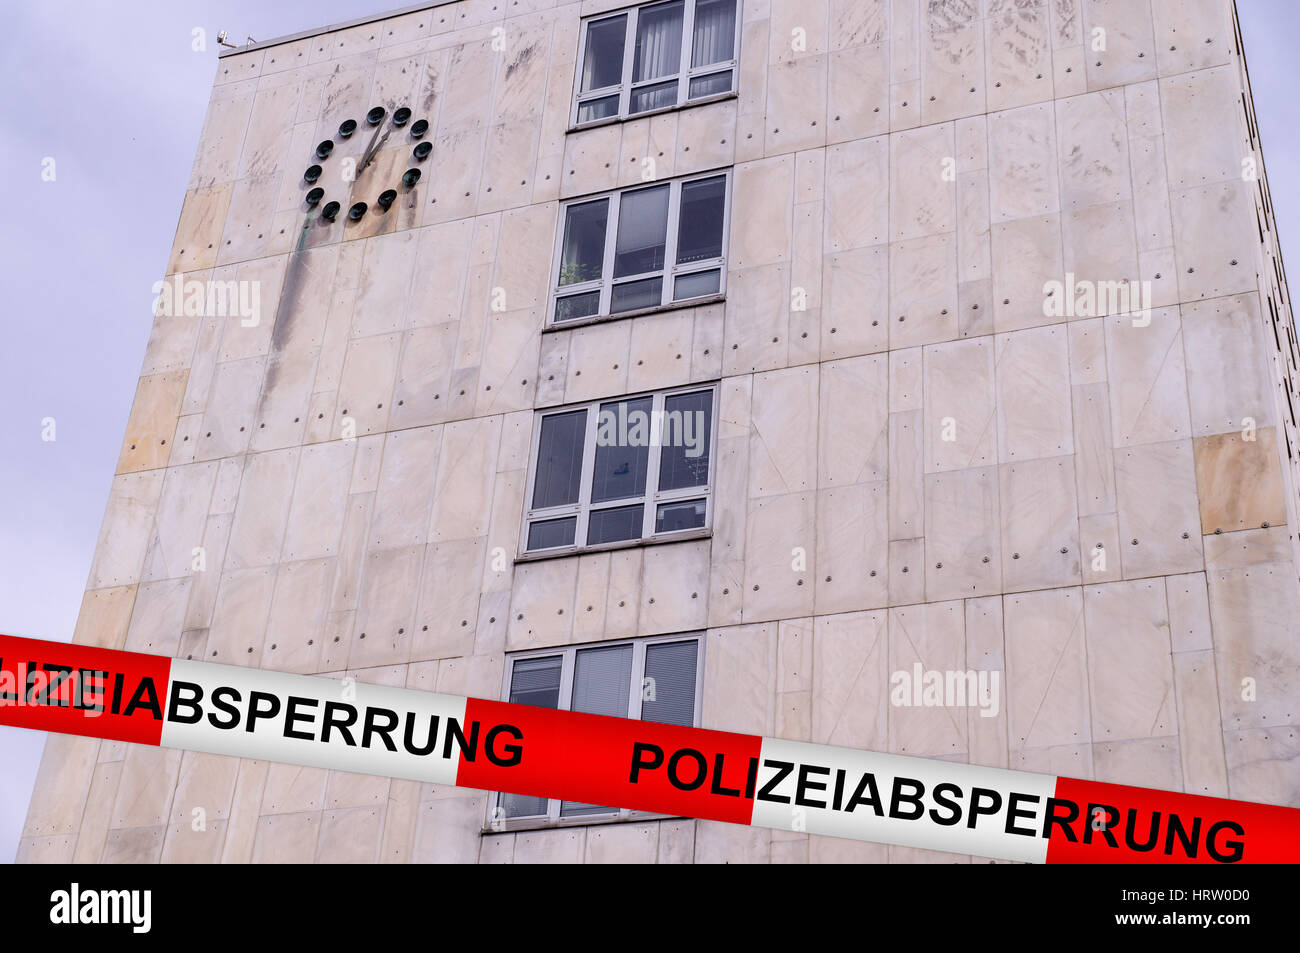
503,655,563,818
570,644,633,717
561,644,633,817
508,655,562,709
532,409,587,509
641,640,698,726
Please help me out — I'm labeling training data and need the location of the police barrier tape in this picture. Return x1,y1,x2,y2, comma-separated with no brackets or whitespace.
3,633,1297,864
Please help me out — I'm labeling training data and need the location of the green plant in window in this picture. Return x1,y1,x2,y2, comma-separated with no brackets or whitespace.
559,262,601,286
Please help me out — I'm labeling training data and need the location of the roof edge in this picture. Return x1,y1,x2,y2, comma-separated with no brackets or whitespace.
217,1,457,58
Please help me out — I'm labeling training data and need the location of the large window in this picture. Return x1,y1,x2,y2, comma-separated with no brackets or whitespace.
492,634,704,828
573,0,740,126
552,171,730,325
522,384,717,555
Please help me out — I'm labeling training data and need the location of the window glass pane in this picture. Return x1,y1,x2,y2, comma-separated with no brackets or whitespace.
642,640,698,726
688,70,733,99
577,94,620,124
673,269,721,300
571,644,633,716
591,396,653,503
581,15,627,91
655,498,706,533
502,793,550,818
532,409,587,509
558,802,617,817
691,0,736,66
527,516,577,551
503,655,562,817
614,185,670,277
558,199,608,286
658,390,713,490
509,655,563,707
561,644,633,817
632,1,684,82
586,504,645,545
629,79,678,114
558,803,616,818
554,291,601,323
676,175,726,264
611,277,664,313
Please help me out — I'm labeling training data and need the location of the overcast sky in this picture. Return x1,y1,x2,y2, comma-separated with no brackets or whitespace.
0,1,1296,863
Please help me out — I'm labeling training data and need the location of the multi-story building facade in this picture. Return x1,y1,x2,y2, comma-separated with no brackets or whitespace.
17,0,1300,863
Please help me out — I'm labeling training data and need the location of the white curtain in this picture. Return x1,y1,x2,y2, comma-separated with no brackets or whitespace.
634,1,684,81
692,0,736,67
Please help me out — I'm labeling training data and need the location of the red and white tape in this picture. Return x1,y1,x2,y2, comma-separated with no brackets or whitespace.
3,633,1296,863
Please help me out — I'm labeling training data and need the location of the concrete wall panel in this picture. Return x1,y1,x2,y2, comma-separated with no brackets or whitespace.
1005,587,1090,752
1170,181,1260,302
924,467,1001,601
1082,0,1158,91
923,337,995,472
985,0,1052,112
1000,456,1081,592
991,214,1064,333
1161,66,1241,190
995,325,1073,462
1193,430,1288,535
1083,579,1177,742
1181,294,1275,437
1114,440,1204,583
989,103,1059,223
815,482,889,614
888,601,967,757
1105,309,1191,447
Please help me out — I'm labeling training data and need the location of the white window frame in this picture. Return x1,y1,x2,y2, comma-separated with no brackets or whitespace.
519,381,720,558
488,633,706,831
570,0,743,128
548,169,732,328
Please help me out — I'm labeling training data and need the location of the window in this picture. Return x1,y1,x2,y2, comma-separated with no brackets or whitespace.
492,634,704,827
552,171,730,325
522,383,717,555
573,0,740,126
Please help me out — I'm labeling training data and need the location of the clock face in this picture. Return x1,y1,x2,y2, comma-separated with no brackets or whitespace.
302,104,429,229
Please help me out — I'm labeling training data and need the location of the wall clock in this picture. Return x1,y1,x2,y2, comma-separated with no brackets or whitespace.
300,103,431,225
